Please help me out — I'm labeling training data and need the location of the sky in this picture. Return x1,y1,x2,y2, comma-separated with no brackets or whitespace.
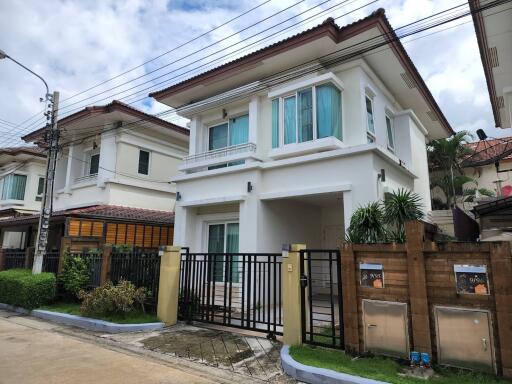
0,0,510,147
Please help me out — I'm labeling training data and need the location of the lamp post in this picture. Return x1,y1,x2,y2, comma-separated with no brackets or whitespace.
0,49,60,274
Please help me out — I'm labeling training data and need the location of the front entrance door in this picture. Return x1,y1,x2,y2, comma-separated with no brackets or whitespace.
208,222,239,282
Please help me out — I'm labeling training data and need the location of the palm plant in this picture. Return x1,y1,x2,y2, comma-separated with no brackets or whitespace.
427,131,474,208
345,202,388,244
383,188,424,241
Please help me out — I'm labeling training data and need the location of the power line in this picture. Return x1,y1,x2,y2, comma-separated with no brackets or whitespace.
53,0,510,151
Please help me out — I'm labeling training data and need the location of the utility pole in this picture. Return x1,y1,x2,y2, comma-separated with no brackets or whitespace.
32,91,59,273
0,49,59,274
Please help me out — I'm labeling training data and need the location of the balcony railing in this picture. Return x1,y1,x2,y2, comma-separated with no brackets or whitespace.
179,143,260,172
74,174,98,184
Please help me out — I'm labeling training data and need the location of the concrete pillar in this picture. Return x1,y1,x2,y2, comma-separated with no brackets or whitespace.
282,244,306,345
341,243,360,353
157,245,182,325
100,245,112,285
489,241,512,379
405,220,432,356
24,247,35,270
98,129,117,187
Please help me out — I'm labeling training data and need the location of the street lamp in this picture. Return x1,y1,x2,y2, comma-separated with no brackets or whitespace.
0,49,59,274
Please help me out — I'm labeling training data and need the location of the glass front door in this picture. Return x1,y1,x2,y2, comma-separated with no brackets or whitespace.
208,222,239,282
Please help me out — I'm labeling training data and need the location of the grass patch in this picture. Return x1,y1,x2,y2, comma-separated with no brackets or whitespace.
289,345,507,384
39,302,160,324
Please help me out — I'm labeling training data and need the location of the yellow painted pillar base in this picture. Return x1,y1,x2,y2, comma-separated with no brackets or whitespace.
282,243,306,346
157,245,182,325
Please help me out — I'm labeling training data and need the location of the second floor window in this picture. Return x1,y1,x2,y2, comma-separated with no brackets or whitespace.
366,95,376,143
138,150,150,175
272,83,342,148
36,177,45,201
1,174,27,200
87,152,100,175
386,114,395,152
208,114,249,151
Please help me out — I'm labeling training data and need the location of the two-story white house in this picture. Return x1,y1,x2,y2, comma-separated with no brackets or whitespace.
0,147,46,248
150,10,453,256
0,101,189,251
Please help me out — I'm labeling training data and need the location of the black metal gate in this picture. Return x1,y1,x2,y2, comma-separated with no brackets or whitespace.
300,249,343,349
179,248,283,338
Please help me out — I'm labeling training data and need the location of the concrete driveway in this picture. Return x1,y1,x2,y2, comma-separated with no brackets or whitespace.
0,309,231,384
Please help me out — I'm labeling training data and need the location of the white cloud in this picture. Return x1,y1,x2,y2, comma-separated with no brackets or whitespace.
0,0,499,147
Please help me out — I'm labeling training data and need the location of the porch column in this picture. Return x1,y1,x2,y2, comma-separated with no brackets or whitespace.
188,117,201,156
282,243,306,345
98,129,117,187
157,245,182,325
248,95,259,145
64,144,75,194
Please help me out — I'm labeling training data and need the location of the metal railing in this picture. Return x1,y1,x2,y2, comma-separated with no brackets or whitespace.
179,249,283,338
182,143,257,166
4,249,26,270
74,174,98,184
42,251,60,274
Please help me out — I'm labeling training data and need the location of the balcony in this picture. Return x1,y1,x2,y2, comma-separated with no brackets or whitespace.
74,174,98,186
179,143,261,173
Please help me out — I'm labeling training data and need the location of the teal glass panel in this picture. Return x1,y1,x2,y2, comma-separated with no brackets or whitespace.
316,84,342,140
229,114,249,145
366,96,375,134
209,123,228,150
271,99,279,148
284,96,296,144
297,88,313,142
208,224,225,282
226,223,239,283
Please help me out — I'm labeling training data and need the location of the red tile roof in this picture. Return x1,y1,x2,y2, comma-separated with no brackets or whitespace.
0,205,174,226
464,137,512,167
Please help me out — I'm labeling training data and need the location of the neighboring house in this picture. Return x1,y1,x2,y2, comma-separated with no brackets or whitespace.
470,0,512,129
0,100,189,251
0,147,46,248
150,10,453,256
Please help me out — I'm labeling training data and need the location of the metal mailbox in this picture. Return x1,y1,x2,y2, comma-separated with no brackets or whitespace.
435,306,495,373
362,300,409,358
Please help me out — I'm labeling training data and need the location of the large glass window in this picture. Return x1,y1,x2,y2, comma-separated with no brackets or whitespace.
1,174,27,200
138,150,150,175
208,222,240,282
86,151,100,176
208,114,249,170
366,95,375,143
272,82,342,147
36,177,44,201
386,114,395,152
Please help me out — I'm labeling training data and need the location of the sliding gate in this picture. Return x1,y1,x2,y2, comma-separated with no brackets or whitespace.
300,249,344,349
179,248,283,338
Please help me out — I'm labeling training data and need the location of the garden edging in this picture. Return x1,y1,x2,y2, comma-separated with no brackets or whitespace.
280,345,389,384
0,303,164,333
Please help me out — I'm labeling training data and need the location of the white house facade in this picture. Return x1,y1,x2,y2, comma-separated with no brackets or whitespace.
151,10,453,255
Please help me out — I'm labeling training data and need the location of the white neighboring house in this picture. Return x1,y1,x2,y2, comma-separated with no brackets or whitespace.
151,10,453,255
0,101,189,252
0,147,47,248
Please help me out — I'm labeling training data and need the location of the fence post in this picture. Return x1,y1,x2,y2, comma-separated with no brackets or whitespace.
157,245,182,325
489,241,512,378
282,243,306,346
405,220,432,356
0,249,5,271
100,245,112,285
341,243,360,354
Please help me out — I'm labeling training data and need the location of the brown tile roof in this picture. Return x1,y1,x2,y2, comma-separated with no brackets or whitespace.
463,136,512,166
22,100,189,143
0,146,46,158
0,205,174,227
149,9,453,135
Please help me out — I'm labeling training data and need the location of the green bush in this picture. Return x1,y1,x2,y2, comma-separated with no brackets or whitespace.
60,255,91,297
0,269,56,309
78,280,147,317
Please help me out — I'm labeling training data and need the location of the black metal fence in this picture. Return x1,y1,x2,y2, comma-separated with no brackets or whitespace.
110,249,161,305
4,249,26,270
300,249,343,349
67,251,103,287
179,249,283,338
42,251,60,274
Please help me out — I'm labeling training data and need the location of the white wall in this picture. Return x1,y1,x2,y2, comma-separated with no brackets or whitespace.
0,160,46,212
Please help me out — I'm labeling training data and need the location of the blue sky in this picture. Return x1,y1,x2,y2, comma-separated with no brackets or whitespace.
0,0,510,147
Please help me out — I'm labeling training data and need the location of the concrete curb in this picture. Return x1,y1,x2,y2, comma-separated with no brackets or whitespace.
0,303,164,333
281,346,389,384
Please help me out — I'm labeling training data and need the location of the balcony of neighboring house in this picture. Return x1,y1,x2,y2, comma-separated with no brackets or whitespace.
180,114,261,173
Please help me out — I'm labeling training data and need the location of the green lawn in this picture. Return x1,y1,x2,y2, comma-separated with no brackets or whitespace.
289,345,508,384
39,302,160,324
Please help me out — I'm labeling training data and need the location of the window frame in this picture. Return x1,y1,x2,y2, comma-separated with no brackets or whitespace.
84,147,101,176
273,81,343,148
206,220,240,284
1,173,28,201
365,94,376,143
206,112,249,152
36,176,45,201
137,149,151,175
385,112,395,153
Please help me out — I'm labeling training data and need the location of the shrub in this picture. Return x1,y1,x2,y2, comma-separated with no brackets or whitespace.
78,280,147,317
0,269,56,309
60,255,91,297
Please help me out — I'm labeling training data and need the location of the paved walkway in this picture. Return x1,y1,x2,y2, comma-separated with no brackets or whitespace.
0,309,232,384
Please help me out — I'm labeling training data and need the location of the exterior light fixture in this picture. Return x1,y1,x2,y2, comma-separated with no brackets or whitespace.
176,191,181,201
247,181,253,192
378,169,386,182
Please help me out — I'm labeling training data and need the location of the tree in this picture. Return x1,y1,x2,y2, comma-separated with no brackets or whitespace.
427,131,474,208
383,188,424,241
